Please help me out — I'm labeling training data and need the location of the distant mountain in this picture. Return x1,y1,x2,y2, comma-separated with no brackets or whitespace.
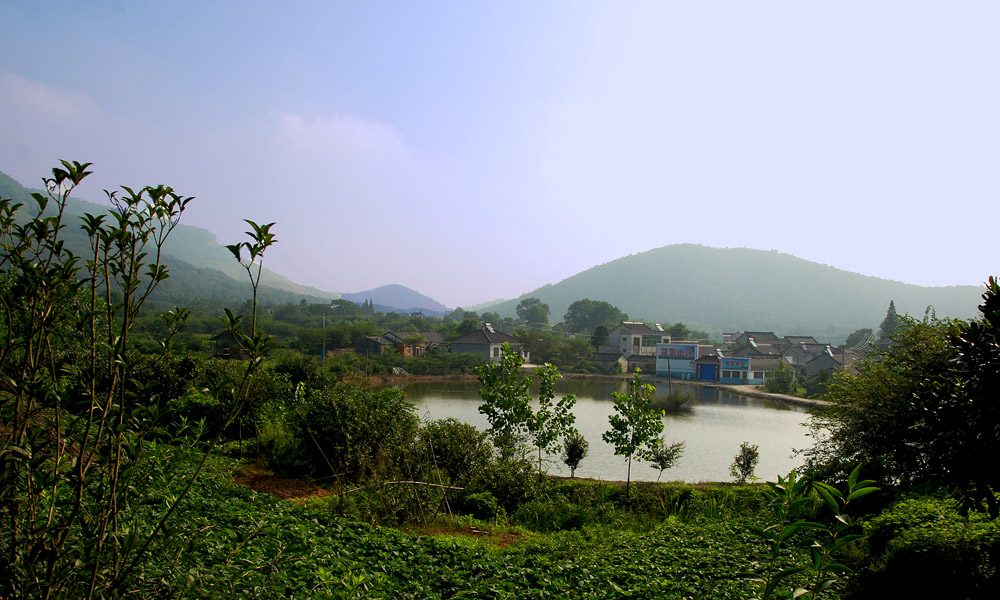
1,169,460,313
0,169,337,307
342,284,449,315
484,244,984,343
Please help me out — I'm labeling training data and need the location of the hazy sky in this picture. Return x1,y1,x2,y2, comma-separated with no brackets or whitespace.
2,1,997,308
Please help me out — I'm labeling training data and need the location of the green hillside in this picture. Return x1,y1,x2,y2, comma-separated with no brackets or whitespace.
486,244,984,342
0,170,336,307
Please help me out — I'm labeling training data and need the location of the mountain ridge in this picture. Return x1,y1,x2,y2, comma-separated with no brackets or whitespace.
342,284,449,315
476,244,983,342
1,170,986,336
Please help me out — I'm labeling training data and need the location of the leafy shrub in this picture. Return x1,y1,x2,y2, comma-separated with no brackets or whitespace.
199,359,295,430
647,390,694,413
477,457,545,513
514,495,599,532
730,441,760,484
694,486,769,520
289,383,420,481
457,491,504,522
168,387,226,436
562,432,589,477
851,496,1000,599
256,401,308,474
416,418,494,486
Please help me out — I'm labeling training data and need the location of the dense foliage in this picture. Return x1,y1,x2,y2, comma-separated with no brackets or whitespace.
3,162,997,599
808,276,1000,521
0,162,272,598
805,315,961,488
602,371,666,497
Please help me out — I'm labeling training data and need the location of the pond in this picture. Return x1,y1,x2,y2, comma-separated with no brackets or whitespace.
398,378,814,484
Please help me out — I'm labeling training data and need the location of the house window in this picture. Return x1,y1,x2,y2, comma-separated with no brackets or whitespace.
753,371,764,379
493,347,500,357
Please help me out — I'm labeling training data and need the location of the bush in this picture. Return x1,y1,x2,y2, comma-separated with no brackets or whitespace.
730,442,760,484
415,418,494,486
851,496,1000,599
457,492,504,522
647,390,694,413
256,401,308,475
168,387,227,437
477,457,546,514
289,383,420,481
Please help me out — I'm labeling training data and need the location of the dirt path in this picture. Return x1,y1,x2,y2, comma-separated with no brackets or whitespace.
233,463,330,501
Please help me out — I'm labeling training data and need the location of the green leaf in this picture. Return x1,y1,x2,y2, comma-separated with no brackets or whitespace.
789,498,812,512
848,462,862,488
846,486,879,502
814,484,840,514
778,524,801,541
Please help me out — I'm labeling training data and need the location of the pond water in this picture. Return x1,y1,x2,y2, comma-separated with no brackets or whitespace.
398,378,814,484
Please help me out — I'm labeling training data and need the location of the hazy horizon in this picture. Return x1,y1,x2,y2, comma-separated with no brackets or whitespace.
3,2,997,308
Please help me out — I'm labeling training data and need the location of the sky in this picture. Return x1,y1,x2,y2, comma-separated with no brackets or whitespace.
2,1,997,308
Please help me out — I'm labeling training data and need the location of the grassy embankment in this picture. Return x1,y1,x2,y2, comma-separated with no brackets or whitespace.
131,447,835,599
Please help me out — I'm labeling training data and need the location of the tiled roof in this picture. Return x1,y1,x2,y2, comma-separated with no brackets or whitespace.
450,327,522,346
614,321,659,334
782,336,820,345
749,356,784,370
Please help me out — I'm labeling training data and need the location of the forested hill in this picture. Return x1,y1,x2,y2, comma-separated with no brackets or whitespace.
0,169,337,307
342,284,449,315
484,244,984,341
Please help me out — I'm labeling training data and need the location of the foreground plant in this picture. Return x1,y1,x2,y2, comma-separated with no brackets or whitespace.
731,441,760,484
603,370,665,500
0,161,274,599
477,342,577,472
562,432,589,477
649,436,685,482
749,464,878,599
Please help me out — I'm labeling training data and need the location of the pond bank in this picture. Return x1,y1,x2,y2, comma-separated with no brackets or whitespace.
368,371,827,409
644,376,829,409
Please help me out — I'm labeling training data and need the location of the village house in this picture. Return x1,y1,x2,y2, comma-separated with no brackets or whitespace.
591,351,629,374
802,346,862,379
449,324,529,363
607,322,671,357
654,341,700,379
354,331,445,358
382,331,445,357
354,335,392,357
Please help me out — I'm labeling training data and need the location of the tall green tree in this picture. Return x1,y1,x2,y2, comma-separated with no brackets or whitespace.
476,342,534,460
0,161,274,598
877,300,900,347
667,322,691,339
476,343,577,471
602,370,664,499
516,297,550,326
527,362,577,475
762,359,796,394
845,327,875,348
591,325,609,349
563,298,628,334
918,276,1000,516
804,313,962,489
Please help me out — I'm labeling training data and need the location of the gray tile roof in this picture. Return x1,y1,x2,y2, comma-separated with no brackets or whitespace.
450,327,522,346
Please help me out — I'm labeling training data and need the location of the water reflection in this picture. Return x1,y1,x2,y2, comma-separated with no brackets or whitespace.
399,379,812,484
